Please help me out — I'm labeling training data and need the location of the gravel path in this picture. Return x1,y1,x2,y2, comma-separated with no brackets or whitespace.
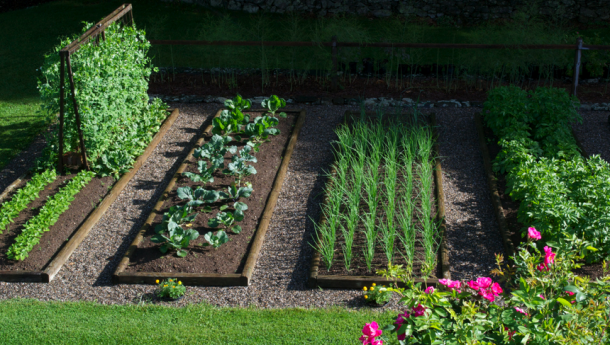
573,111,610,161
0,104,506,307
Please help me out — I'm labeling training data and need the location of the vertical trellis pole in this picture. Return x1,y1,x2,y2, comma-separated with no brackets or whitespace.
66,54,90,171
58,53,65,174
331,35,338,91
572,37,583,97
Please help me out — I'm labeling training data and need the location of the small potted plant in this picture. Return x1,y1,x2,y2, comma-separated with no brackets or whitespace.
155,278,186,301
362,283,392,307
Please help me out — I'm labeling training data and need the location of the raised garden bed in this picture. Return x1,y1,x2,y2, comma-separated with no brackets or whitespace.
308,111,450,289
113,108,306,286
0,108,180,283
475,112,608,279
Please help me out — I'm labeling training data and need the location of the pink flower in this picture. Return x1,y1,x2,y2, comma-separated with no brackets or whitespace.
527,227,542,240
539,294,545,300
467,280,480,291
537,263,550,271
504,326,516,340
543,246,556,265
439,279,462,292
424,286,435,294
479,288,496,302
491,282,503,295
395,311,410,327
371,340,383,345
514,307,528,316
476,277,492,289
360,322,382,344
566,291,576,304
412,304,426,317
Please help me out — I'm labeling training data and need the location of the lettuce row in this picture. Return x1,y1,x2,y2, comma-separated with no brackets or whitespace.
6,170,95,261
0,169,57,234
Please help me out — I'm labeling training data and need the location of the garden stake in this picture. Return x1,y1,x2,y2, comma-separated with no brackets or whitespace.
58,53,65,174
65,54,90,171
572,37,586,97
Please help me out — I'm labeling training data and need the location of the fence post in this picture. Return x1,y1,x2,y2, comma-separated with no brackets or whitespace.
331,35,338,91
572,37,583,97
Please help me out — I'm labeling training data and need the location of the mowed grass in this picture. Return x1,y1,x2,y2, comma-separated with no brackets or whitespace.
0,299,395,344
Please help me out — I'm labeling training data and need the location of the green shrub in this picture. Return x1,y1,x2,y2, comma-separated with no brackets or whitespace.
37,22,168,176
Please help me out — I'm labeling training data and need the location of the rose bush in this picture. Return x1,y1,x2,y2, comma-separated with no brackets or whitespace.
359,227,610,344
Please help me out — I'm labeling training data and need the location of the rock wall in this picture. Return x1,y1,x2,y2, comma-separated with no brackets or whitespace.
173,0,610,23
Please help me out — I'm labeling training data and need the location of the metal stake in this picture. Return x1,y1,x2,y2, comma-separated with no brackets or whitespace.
572,37,583,97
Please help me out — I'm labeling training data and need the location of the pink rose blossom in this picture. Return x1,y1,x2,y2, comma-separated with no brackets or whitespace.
424,286,435,294
371,340,384,345
514,307,528,316
527,227,542,240
537,263,550,271
491,282,503,295
566,291,576,304
543,246,556,265
479,289,496,302
395,311,410,327
412,304,426,317
439,279,462,292
539,294,545,300
360,322,382,344
476,277,492,289
467,280,480,291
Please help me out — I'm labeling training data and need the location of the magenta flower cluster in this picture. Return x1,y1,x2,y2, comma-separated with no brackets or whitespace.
537,246,556,271
394,304,427,341
359,322,383,345
467,277,504,302
438,279,462,292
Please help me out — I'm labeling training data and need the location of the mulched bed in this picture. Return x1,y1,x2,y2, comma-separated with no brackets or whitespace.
0,173,113,271
149,72,610,103
125,112,297,275
480,120,608,280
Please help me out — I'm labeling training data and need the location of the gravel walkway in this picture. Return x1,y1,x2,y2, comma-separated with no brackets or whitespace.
0,104,506,307
573,111,610,161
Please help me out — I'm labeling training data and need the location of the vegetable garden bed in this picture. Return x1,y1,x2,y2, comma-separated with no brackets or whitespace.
0,108,180,283
113,107,306,286
308,111,450,289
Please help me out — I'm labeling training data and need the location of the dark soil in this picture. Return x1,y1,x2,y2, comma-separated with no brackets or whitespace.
320,113,440,279
149,72,610,104
125,112,297,275
0,0,56,13
481,120,608,280
0,174,113,271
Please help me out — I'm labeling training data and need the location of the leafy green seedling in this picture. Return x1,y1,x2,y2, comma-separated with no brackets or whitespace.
223,145,257,186
219,182,253,201
224,94,252,112
193,134,236,169
262,95,287,118
183,160,216,184
202,230,229,249
208,202,248,234
177,186,221,207
245,115,280,148
152,205,199,257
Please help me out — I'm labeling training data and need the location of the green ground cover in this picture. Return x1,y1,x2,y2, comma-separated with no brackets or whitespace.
1,0,609,170
0,299,394,344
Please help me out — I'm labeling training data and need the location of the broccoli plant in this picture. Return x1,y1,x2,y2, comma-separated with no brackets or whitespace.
223,145,257,187
219,182,253,202
177,186,221,207
261,95,287,118
208,202,248,234
183,160,218,184
212,94,252,136
202,230,229,249
193,134,236,169
244,115,280,150
152,205,199,257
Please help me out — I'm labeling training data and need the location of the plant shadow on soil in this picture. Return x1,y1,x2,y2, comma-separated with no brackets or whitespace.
92,114,215,287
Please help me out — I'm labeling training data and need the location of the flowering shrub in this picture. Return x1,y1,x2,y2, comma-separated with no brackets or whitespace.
359,227,610,344
363,283,393,305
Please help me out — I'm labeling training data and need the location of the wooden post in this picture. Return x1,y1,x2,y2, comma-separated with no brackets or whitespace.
66,54,90,171
572,37,583,97
331,35,338,91
58,53,65,174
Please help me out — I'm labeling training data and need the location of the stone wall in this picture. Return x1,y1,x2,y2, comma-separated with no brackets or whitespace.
172,0,610,23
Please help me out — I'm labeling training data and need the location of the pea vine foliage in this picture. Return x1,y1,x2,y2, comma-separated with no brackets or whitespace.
153,95,286,256
483,86,610,263
36,21,168,177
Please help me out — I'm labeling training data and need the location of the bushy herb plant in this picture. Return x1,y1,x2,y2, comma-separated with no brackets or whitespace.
36,22,168,176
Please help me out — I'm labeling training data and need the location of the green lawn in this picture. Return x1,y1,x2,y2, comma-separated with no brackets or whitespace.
0,299,394,344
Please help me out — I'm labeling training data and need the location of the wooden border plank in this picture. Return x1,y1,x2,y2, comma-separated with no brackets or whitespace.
0,108,180,283
0,174,26,203
474,113,515,257
113,108,306,286
309,111,450,289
